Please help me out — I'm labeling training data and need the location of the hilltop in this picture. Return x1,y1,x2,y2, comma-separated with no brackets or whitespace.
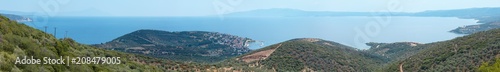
94,29,253,63
215,38,388,72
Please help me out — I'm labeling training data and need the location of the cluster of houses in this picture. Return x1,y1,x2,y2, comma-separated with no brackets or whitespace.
205,32,251,48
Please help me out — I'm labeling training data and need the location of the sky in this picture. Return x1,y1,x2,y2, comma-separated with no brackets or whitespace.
1,0,500,17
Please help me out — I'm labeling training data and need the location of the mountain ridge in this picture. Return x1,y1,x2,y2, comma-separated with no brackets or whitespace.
0,13,31,22
223,7,500,34
223,8,407,17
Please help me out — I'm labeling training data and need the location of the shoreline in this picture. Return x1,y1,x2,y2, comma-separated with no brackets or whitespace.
449,16,500,34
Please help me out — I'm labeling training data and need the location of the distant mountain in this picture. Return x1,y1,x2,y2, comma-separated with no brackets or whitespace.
223,8,409,17
382,28,500,71
413,7,500,17
224,8,500,34
0,10,33,16
411,7,500,34
0,10,34,22
217,38,388,72
0,13,31,22
225,7,500,18
94,29,253,63
1,9,110,17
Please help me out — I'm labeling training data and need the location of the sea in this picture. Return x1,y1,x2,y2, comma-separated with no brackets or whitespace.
22,16,478,49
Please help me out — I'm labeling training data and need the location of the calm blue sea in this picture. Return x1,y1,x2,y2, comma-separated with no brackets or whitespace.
23,16,477,49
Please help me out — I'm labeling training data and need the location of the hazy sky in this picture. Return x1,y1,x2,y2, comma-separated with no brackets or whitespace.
1,0,500,16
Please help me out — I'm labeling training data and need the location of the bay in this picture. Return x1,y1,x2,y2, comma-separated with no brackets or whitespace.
23,16,477,49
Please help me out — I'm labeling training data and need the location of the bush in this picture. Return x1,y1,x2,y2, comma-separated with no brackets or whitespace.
0,53,14,71
262,56,304,72
1,43,15,53
479,58,500,72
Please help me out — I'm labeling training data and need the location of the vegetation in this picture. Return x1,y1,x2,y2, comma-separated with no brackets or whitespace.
211,28,500,72
94,29,253,63
479,58,500,72
382,28,500,72
365,42,430,61
216,38,388,71
214,28,500,71
0,15,214,71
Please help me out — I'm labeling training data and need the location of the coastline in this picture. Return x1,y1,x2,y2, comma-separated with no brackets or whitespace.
449,16,500,34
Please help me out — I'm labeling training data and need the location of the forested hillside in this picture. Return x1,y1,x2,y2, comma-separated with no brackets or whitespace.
383,28,500,72
94,29,253,63
217,38,388,72
365,42,430,61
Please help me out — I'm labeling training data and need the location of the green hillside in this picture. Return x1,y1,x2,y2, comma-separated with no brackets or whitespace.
94,29,253,63
217,38,388,72
365,42,430,61
479,58,500,72
382,28,500,72
0,15,211,72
